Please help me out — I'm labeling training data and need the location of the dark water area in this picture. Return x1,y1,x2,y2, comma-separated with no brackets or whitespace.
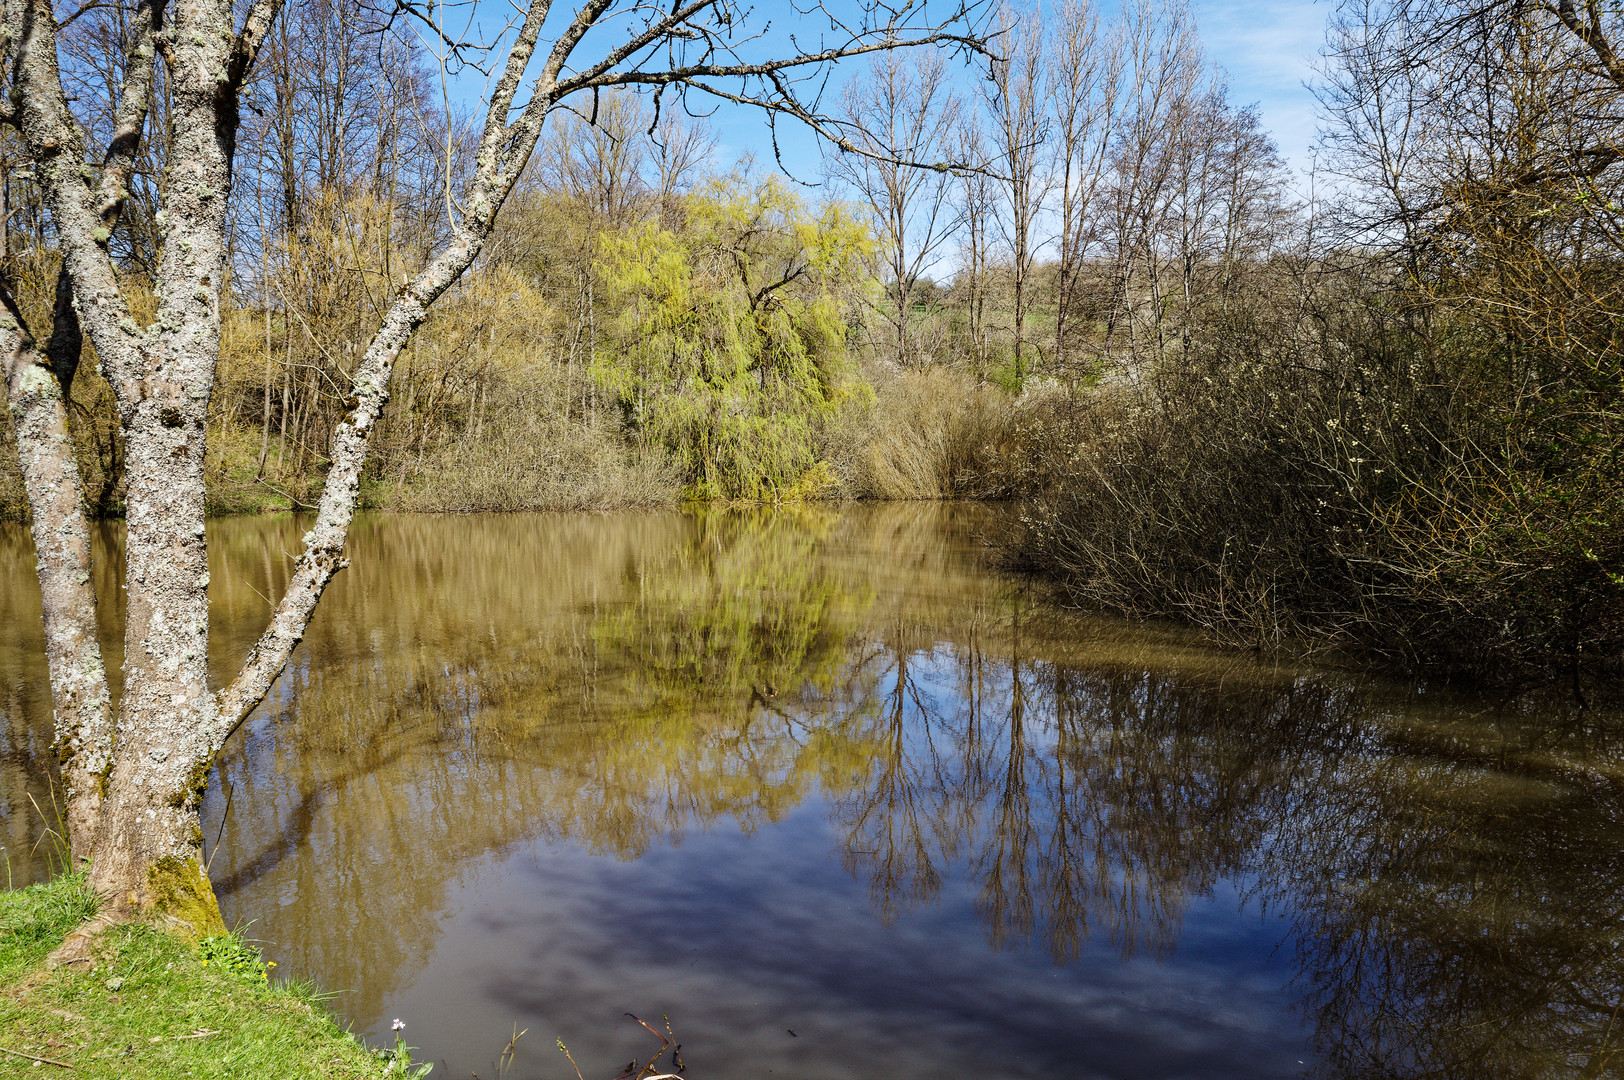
3,504,1624,1078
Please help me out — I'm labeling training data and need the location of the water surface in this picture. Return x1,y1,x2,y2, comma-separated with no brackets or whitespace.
2,505,1622,1078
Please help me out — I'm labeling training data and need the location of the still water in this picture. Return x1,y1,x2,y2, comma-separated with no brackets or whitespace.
3,504,1623,1078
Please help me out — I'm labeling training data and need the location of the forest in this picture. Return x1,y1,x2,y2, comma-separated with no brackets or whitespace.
4,0,1622,679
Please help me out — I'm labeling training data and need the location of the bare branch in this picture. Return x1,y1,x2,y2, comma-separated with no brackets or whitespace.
53,0,114,29
228,0,284,92
380,0,503,75
1550,0,1624,88
1,235,112,866
7,0,149,404
1511,143,1623,186
94,0,162,225
479,0,558,146
561,28,985,102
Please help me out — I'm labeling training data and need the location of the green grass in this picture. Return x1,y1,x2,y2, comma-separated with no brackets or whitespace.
0,874,407,1078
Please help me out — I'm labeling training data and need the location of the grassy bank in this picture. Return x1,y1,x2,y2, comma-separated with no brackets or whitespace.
0,874,404,1078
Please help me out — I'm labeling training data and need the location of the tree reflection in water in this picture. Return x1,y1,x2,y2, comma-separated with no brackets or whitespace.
2,503,1622,1077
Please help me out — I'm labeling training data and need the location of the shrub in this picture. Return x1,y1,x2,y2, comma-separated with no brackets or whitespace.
1008,289,1624,680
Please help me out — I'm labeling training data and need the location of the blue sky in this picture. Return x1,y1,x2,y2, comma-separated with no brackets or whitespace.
1194,0,1331,180
698,1,1334,189
437,1,1333,191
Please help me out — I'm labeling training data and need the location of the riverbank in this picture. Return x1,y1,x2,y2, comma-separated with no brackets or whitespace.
0,874,401,1078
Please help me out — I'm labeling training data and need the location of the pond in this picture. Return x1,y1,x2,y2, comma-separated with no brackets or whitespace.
2,504,1622,1078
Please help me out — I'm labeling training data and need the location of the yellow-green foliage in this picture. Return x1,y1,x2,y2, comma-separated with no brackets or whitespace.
595,177,873,499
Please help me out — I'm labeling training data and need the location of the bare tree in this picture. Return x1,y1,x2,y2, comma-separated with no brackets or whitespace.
0,0,985,920
1049,0,1122,375
953,113,997,379
536,89,652,226
1314,0,1441,265
980,0,1049,382
651,106,716,225
828,49,961,368
1317,0,1624,392
1096,0,1206,368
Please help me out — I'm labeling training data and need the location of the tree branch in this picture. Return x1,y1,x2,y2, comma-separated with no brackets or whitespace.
1550,0,1624,89
94,0,162,226
1,259,113,862
8,0,148,408
1510,143,1622,186
590,65,973,174
479,0,556,147
227,0,282,93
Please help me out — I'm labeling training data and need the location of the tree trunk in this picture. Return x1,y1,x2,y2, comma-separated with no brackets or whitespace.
1,307,113,862
75,0,235,920
86,393,217,917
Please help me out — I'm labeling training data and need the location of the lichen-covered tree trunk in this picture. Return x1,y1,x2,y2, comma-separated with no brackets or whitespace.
79,0,238,920
0,306,114,860
84,342,221,916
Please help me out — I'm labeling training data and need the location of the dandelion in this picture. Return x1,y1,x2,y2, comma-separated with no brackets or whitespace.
392,1019,406,1032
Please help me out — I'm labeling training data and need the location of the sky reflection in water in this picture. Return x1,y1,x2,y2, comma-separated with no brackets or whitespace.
3,503,1622,1078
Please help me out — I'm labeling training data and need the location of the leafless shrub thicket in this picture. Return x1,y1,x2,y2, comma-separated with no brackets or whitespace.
1008,0,1624,677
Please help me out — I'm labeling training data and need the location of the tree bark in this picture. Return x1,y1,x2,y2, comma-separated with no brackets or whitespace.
84,0,242,916
1,292,113,862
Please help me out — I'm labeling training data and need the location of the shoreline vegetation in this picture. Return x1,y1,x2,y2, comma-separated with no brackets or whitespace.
0,874,409,1078
5,0,1622,685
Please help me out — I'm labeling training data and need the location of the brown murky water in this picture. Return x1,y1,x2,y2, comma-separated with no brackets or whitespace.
3,504,1624,1078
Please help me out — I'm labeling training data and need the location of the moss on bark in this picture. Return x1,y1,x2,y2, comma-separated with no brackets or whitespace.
144,856,224,938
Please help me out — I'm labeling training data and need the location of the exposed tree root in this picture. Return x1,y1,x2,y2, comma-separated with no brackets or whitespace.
44,911,122,969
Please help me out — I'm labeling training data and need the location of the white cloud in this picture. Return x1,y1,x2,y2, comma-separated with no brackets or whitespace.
1194,0,1332,182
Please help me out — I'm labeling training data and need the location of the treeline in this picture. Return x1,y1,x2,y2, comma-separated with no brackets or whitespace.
0,0,1286,518
831,0,1290,380
3,0,1620,676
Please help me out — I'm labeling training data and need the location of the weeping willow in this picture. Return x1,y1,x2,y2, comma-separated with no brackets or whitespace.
594,176,875,499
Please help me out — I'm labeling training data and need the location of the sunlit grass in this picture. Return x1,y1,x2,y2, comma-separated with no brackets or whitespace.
0,874,392,1078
